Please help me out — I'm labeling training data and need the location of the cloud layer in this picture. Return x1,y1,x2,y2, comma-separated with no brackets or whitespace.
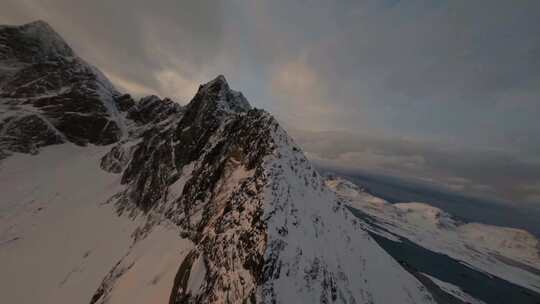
2,0,539,204
290,129,540,205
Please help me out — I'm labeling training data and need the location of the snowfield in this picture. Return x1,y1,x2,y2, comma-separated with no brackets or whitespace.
0,144,137,303
0,144,191,304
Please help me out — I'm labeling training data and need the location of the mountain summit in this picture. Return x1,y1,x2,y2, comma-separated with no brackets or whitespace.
0,20,123,155
0,21,440,304
189,74,251,115
0,20,75,61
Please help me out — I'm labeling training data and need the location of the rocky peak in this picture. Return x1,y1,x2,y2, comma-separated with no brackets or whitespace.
0,20,74,63
0,20,124,157
126,94,183,125
188,75,251,117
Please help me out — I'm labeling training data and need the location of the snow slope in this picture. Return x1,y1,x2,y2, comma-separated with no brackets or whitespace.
92,224,193,304
0,144,191,304
0,144,136,303
259,126,436,304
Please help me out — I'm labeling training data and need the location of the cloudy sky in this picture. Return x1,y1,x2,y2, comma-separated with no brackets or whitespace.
2,0,540,205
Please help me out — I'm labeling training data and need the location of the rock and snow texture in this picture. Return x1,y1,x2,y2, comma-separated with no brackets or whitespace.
326,176,540,294
90,224,194,304
103,77,436,303
258,127,435,304
0,145,195,304
0,112,436,304
0,20,126,157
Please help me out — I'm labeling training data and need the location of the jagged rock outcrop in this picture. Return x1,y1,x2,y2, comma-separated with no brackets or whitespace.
96,76,276,302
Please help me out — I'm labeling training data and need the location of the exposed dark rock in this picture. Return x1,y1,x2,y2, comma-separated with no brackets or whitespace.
127,95,183,125
115,93,135,112
169,250,200,304
0,20,124,155
0,114,63,156
91,72,277,303
100,143,133,173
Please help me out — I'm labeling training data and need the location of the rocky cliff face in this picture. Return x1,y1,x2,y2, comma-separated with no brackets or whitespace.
0,21,436,304
0,20,125,156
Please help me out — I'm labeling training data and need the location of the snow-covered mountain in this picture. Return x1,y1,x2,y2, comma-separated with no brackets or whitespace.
326,176,540,304
0,20,437,304
0,20,538,304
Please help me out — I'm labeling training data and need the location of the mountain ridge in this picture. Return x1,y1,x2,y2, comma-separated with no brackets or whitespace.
0,20,502,304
